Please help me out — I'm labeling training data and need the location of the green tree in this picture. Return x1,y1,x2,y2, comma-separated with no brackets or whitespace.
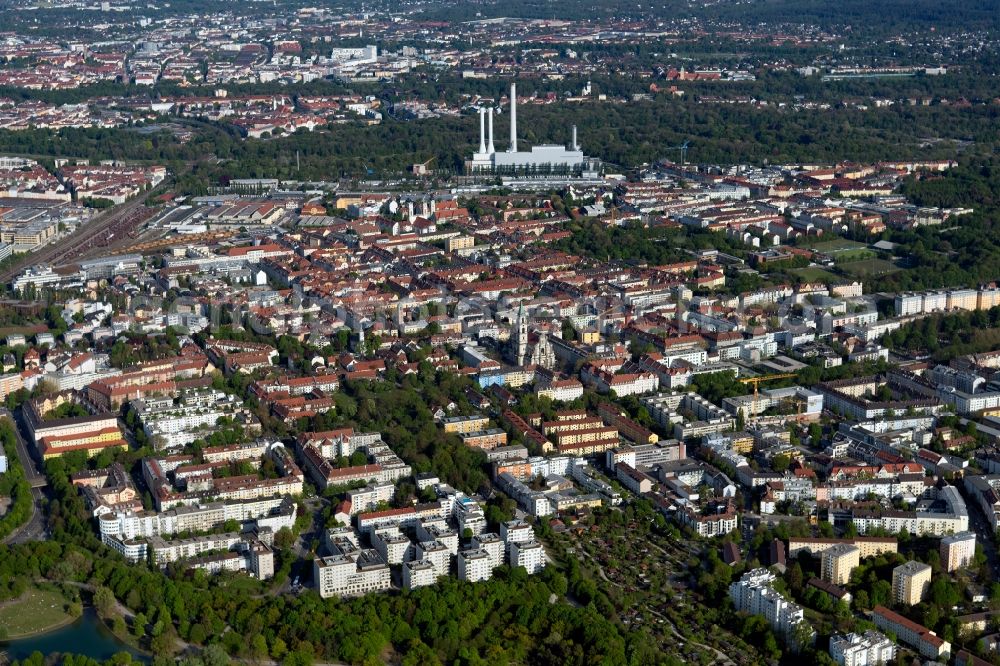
93,586,116,617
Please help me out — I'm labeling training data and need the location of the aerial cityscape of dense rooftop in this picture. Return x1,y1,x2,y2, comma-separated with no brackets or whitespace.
0,0,999,665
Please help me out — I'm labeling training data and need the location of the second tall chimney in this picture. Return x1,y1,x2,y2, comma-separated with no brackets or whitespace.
487,107,495,154
509,82,517,153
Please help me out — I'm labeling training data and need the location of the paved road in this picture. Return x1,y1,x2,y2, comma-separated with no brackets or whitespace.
959,483,1000,578
3,408,45,484
1,408,48,545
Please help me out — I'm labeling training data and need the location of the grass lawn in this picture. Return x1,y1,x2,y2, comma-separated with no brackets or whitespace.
833,248,877,263
838,258,900,277
809,239,868,254
0,587,76,639
789,266,840,281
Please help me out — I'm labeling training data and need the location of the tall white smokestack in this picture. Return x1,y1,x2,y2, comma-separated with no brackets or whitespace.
478,108,486,154
572,125,578,151
509,82,517,152
487,107,495,154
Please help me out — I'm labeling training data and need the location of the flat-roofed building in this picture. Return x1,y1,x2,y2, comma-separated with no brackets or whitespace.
313,549,390,598
892,560,932,606
458,548,492,582
510,540,545,574
460,428,508,450
940,532,976,572
729,568,812,645
829,630,895,666
371,528,412,565
403,559,437,589
416,540,451,577
441,415,490,434
821,544,860,586
471,532,504,569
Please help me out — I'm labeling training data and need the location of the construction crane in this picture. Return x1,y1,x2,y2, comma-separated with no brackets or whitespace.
738,373,797,417
411,156,435,176
665,141,690,165
783,394,808,418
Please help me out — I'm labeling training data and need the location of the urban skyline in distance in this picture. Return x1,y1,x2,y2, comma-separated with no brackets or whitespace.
0,1,1000,665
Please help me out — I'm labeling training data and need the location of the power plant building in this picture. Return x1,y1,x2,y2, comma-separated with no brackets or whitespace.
466,82,600,177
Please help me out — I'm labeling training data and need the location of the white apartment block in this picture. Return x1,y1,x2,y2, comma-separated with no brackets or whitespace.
661,346,708,367
313,550,390,598
495,473,554,517
536,380,584,402
453,496,487,536
458,549,493,582
202,442,269,464
191,544,273,579
149,531,243,565
939,531,976,572
149,534,273,579
895,288,1000,317
371,528,412,565
417,521,460,555
922,291,948,312
501,519,535,545
99,496,294,547
849,485,968,536
138,390,244,449
472,533,505,569
729,568,811,643
403,559,438,590
458,509,487,536
347,483,395,514
678,505,739,537
829,630,895,666
509,540,546,574
416,540,451,577
895,293,922,316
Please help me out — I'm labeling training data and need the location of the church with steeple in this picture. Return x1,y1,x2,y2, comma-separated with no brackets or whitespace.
507,304,556,369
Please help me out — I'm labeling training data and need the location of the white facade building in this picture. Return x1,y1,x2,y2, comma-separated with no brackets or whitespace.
458,549,493,582
416,540,451,577
402,559,438,590
501,519,535,545
829,631,896,666
509,540,546,574
313,550,390,598
371,528,412,565
472,533,505,569
729,568,812,643
347,483,395,515
939,531,976,572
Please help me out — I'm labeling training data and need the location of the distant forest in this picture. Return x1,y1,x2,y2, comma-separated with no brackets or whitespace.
417,0,1000,33
0,95,990,189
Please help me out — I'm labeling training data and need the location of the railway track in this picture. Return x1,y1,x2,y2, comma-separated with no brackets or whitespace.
0,194,153,284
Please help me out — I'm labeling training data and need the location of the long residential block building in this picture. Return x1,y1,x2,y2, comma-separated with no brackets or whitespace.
872,606,951,660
